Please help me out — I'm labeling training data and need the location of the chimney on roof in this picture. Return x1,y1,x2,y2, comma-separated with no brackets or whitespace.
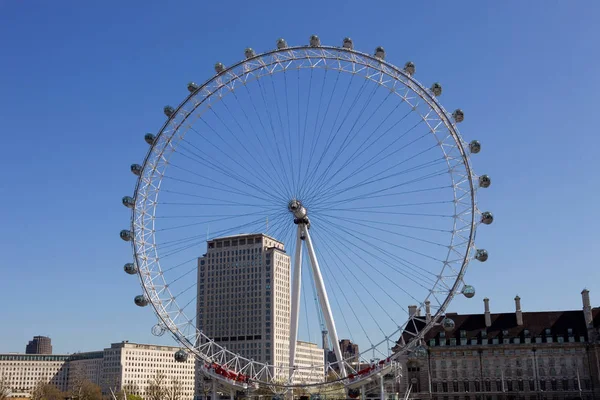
515,295,523,326
484,297,491,327
408,305,418,318
425,300,431,323
582,289,593,326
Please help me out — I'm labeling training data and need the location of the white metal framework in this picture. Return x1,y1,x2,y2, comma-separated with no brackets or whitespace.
121,37,492,390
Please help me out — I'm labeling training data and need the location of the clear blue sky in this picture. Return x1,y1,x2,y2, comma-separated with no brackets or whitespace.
1,1,599,355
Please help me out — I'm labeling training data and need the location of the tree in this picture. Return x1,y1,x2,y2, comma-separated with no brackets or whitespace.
200,377,212,400
122,382,140,395
31,382,66,400
145,372,167,400
119,382,143,400
70,372,102,400
78,381,102,400
0,375,10,400
165,379,183,400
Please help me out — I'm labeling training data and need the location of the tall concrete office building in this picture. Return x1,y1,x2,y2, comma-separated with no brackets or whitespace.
25,336,52,355
196,234,291,375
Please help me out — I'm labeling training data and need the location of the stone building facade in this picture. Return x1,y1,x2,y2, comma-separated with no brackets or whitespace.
66,351,104,390
395,290,600,400
0,342,196,400
102,341,195,398
0,354,69,393
196,234,291,373
294,341,325,385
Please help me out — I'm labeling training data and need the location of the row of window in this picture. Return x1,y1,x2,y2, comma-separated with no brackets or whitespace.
428,378,591,393
208,238,264,248
432,335,586,347
433,357,582,369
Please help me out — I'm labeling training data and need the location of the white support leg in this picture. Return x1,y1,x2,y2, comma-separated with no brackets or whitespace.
380,374,385,400
229,390,234,400
289,225,303,380
303,227,347,378
212,380,217,400
360,386,365,400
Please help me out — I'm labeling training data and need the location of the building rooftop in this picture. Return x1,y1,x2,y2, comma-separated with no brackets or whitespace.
108,340,185,350
397,293,600,347
296,340,320,347
208,232,283,244
423,309,599,341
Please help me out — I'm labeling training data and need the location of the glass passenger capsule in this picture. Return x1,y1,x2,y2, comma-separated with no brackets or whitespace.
481,211,494,225
276,38,288,49
475,249,488,262
187,82,199,93
463,285,476,298
122,196,135,208
214,63,225,74
469,140,481,154
431,82,442,97
152,324,166,336
163,106,175,118
404,61,415,76
374,46,385,60
309,35,321,47
452,109,464,123
144,133,156,145
342,37,353,49
120,230,133,242
442,318,455,332
130,164,142,176
244,48,256,59
414,345,428,357
174,349,188,362
134,295,149,307
479,174,491,188
124,263,137,275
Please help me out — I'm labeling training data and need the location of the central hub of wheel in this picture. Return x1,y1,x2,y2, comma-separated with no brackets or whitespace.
288,200,309,227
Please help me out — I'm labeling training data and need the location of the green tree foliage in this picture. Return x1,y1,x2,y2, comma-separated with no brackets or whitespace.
72,379,102,400
31,382,66,400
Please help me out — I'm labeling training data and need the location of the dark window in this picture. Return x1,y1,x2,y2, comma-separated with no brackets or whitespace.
551,380,557,391
518,380,524,391
453,381,458,392
463,381,470,392
540,381,546,391
507,381,513,391
485,381,491,392
442,382,448,392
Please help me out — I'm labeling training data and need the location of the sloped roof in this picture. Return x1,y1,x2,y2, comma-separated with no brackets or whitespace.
397,308,600,346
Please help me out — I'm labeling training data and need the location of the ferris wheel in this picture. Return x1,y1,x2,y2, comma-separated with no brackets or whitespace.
120,36,492,391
